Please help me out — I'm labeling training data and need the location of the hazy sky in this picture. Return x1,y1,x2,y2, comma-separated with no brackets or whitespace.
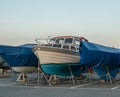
0,0,120,47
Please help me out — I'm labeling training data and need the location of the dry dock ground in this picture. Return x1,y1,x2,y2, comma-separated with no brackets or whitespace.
0,72,120,97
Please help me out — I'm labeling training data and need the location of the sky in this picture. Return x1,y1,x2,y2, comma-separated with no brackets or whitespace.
0,0,120,47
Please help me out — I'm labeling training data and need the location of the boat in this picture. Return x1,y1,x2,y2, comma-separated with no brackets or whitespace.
32,36,87,76
0,44,38,73
79,41,120,80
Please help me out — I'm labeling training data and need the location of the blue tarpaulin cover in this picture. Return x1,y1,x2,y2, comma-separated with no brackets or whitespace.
79,41,120,79
80,41,120,68
93,66,119,80
0,44,38,67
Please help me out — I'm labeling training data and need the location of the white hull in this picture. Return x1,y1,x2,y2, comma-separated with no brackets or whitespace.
12,66,36,73
34,50,80,64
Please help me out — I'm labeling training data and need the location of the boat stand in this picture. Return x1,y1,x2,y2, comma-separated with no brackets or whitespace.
83,69,93,83
68,65,75,84
37,62,52,86
105,67,116,84
16,72,27,83
48,75,60,84
98,67,117,84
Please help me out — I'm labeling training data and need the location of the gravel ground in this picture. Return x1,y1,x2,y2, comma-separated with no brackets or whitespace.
0,72,120,97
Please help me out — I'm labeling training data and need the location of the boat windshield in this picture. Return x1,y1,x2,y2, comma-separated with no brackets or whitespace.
64,38,73,44
49,38,55,44
55,38,64,44
41,37,81,52
74,39,80,45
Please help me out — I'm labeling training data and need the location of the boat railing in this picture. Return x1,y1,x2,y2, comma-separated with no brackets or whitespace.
35,38,50,45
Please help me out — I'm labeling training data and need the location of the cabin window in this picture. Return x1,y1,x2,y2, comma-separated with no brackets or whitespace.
63,45,69,49
55,38,64,44
74,39,80,45
64,38,73,44
71,46,76,51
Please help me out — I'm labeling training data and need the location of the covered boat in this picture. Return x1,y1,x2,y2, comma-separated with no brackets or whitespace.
32,36,87,76
0,44,38,73
79,41,120,80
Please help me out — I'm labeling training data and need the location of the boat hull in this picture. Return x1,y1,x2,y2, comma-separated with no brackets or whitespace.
34,46,80,64
12,66,36,73
40,63,82,76
33,46,81,76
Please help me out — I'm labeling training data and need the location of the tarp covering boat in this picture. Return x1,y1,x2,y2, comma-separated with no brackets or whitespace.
80,41,120,68
0,55,5,66
0,44,38,67
93,66,119,80
79,41,120,80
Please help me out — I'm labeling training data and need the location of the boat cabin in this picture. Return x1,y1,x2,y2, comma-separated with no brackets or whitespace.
44,36,87,52
35,36,87,52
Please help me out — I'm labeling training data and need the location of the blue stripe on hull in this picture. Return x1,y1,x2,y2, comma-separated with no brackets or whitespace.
40,63,82,76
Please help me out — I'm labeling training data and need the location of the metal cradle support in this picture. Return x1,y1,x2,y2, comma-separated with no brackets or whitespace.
48,75,60,85
105,67,117,84
68,65,75,84
16,72,27,83
37,62,52,86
